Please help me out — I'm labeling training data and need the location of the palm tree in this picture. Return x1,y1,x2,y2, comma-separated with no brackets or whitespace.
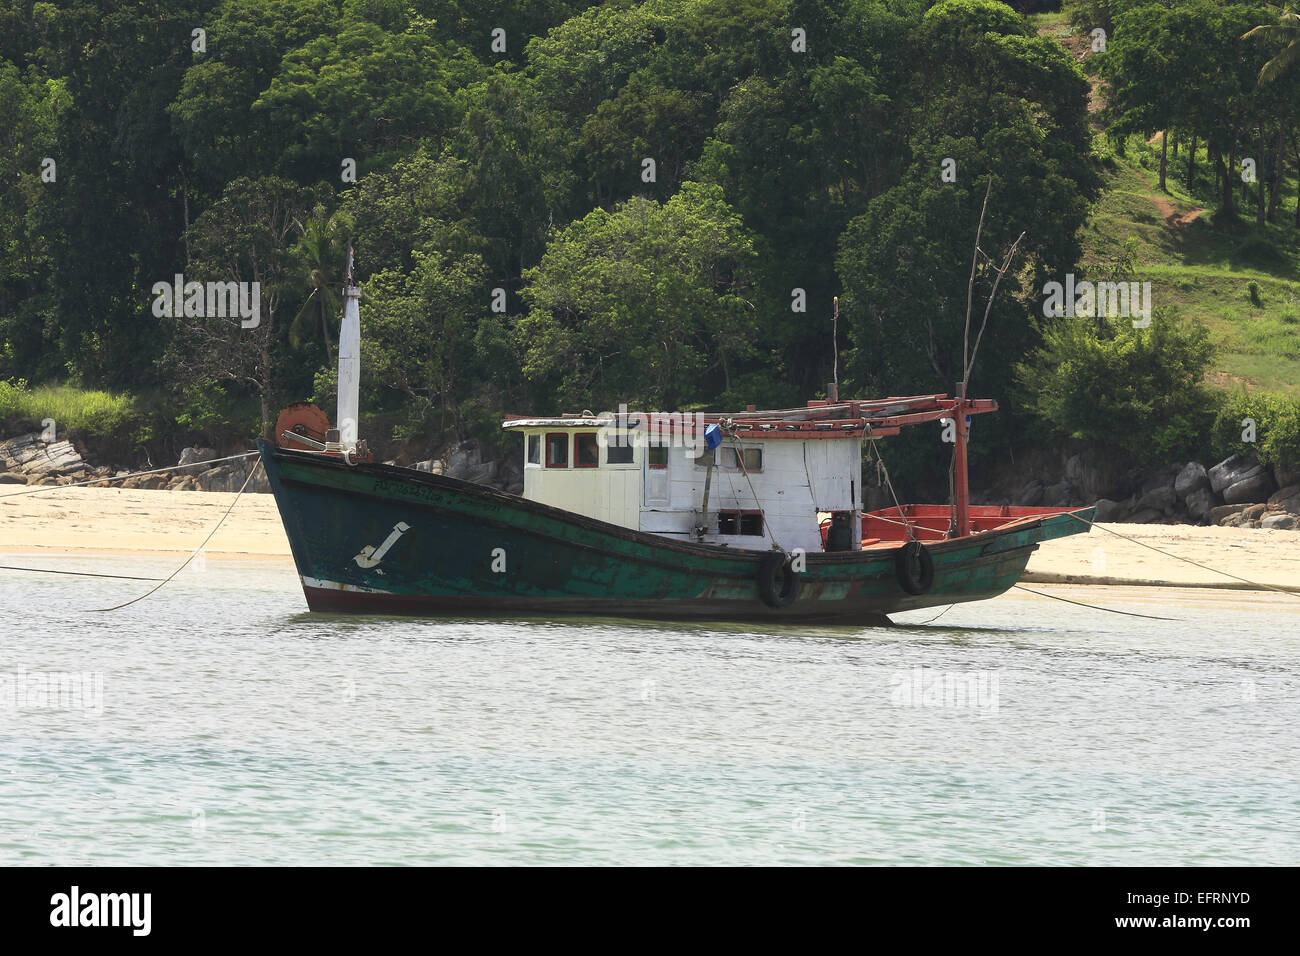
288,205,354,366
1244,9,1300,84
1243,8,1300,222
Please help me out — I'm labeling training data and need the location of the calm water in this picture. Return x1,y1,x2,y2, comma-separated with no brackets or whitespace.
1,555,1298,866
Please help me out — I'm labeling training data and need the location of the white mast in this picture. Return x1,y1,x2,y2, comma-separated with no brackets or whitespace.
337,246,361,449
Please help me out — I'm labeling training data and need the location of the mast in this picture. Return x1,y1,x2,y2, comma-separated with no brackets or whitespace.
953,382,970,538
337,246,361,450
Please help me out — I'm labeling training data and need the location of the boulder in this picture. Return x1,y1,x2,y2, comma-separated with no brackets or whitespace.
1173,461,1211,499
1274,463,1299,490
1015,479,1045,507
1208,454,1262,494
1210,503,1250,524
1185,487,1216,523
1042,480,1081,507
1243,503,1268,521
1123,507,1164,524
177,446,218,475
1261,513,1298,530
137,473,170,490
1222,468,1276,505
464,460,499,484
1135,485,1177,515
1093,498,1130,522
1268,484,1300,515
0,472,28,484
444,440,482,480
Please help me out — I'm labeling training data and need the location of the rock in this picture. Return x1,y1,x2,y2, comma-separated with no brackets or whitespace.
1173,461,1211,499
177,446,218,475
1208,454,1261,494
1261,513,1298,530
444,440,482,480
121,476,141,489
174,477,199,491
1136,485,1177,515
465,460,499,484
0,472,28,484
1123,507,1164,524
1220,511,1251,528
1242,503,1268,521
1274,463,1299,490
1042,480,1082,507
1015,479,1045,507
1185,486,1216,522
1093,497,1130,522
1222,468,1276,505
412,459,437,473
137,474,169,490
0,433,86,476
1209,503,1250,524
1268,484,1300,515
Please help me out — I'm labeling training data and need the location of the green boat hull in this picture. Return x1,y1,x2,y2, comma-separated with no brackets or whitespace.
258,442,1093,624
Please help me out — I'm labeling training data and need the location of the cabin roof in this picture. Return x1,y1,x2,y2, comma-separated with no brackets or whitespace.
502,394,997,439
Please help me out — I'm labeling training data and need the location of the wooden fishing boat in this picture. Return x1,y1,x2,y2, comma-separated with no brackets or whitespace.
258,267,1092,623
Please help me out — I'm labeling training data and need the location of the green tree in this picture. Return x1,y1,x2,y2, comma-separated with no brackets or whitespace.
517,181,759,409
288,204,355,367
162,176,317,437
1015,309,1217,465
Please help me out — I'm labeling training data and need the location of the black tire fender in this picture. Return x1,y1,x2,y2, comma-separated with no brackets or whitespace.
895,540,935,595
756,551,800,608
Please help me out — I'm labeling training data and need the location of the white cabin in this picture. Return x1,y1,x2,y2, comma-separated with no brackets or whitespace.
502,408,866,552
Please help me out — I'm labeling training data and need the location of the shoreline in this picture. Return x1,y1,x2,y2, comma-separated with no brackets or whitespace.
3,486,1299,590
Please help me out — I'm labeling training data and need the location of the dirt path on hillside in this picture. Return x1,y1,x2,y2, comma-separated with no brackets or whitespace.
1149,191,1206,226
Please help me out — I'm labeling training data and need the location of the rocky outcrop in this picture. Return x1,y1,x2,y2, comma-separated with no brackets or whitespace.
177,446,218,475
0,433,86,477
194,462,270,494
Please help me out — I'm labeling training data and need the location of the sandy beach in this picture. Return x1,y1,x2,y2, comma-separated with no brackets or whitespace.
2,485,1298,590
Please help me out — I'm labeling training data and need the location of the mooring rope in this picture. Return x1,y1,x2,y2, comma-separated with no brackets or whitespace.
0,451,258,499
0,565,165,582
86,460,263,612
1012,583,1179,621
1063,511,1300,598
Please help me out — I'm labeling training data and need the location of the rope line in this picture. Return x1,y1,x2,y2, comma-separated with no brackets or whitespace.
868,436,916,543
1013,583,1179,621
1065,512,1300,598
0,565,166,582
0,452,258,499
87,460,263,612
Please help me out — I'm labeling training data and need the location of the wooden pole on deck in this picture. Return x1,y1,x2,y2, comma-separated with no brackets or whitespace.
953,382,970,538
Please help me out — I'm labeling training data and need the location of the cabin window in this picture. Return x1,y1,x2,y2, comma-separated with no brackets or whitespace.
545,432,569,468
717,510,764,536
647,445,668,469
575,432,599,468
526,434,541,465
729,447,763,472
606,441,634,465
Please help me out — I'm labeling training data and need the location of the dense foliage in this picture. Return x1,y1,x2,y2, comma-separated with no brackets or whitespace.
0,0,1295,482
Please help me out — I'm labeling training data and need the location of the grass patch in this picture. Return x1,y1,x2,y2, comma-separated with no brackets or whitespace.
0,380,141,438
1077,140,1300,395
